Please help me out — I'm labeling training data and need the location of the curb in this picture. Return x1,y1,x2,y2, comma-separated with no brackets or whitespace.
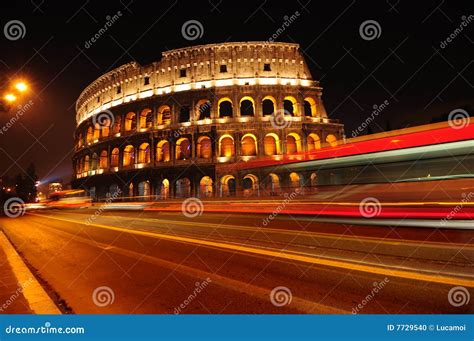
0,231,61,314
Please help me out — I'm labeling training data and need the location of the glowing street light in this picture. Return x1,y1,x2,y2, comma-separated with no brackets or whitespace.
15,82,27,92
4,93,16,102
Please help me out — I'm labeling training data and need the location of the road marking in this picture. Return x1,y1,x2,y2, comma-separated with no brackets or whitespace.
28,213,474,288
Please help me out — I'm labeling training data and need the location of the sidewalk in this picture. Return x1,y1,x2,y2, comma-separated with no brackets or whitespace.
0,231,60,314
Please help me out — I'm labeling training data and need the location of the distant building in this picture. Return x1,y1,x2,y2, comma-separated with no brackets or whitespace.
72,41,344,199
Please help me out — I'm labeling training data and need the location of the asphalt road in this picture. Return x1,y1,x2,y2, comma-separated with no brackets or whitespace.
0,209,473,314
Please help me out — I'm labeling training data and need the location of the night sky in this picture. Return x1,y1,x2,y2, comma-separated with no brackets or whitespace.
0,0,472,185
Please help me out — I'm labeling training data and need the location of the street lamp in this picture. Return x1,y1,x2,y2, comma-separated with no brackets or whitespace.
15,82,27,92
4,93,16,102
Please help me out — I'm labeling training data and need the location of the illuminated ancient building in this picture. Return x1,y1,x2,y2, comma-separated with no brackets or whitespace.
72,42,344,199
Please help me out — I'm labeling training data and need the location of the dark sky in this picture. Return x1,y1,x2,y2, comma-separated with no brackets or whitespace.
0,0,472,184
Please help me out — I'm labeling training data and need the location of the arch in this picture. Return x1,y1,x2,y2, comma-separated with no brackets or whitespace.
93,123,101,140
161,179,170,199
200,176,213,197
304,97,317,117
179,106,190,123
196,99,212,120
175,177,191,198
218,98,233,118
240,96,255,116
83,155,90,172
219,135,235,157
176,137,191,160
220,175,236,197
266,173,280,194
138,143,151,164
123,145,135,167
128,182,134,198
243,174,259,196
156,140,170,162
139,108,153,129
109,183,120,197
263,133,280,156
86,126,93,143
112,115,121,134
283,96,297,116
197,136,212,159
101,118,111,137
110,148,119,167
326,134,338,147
241,133,257,156
91,153,98,170
289,172,301,188
262,96,276,116
307,133,321,151
99,150,108,169
138,181,151,197
286,133,302,154
157,105,172,125
310,172,318,187
125,112,136,131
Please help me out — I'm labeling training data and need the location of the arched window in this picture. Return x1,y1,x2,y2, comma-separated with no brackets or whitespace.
218,98,233,118
241,134,257,156
111,148,119,167
138,143,150,164
101,118,111,138
175,178,191,198
283,96,297,116
200,176,213,197
286,133,302,154
156,140,170,162
219,135,235,157
326,134,338,147
83,155,90,172
176,138,191,160
157,105,172,125
262,96,276,116
139,108,153,129
220,175,236,197
91,153,98,170
161,179,170,199
128,182,134,197
125,112,136,131
123,145,135,167
86,126,93,143
243,174,259,196
304,97,317,117
93,124,101,141
196,100,211,120
99,150,108,169
179,106,190,123
240,97,255,116
310,172,318,187
307,133,321,151
289,172,301,188
197,136,212,159
112,115,121,134
266,173,280,194
263,133,279,156
138,181,151,197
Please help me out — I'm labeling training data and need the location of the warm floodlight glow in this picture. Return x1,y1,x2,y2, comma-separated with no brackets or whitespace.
15,82,27,92
5,93,16,102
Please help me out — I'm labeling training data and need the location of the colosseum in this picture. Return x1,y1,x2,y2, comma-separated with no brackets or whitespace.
72,41,344,199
